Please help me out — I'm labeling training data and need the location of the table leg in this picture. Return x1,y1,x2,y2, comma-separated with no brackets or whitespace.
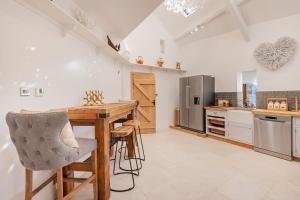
109,123,114,157
127,112,136,158
63,163,74,199
63,125,75,198
95,118,110,200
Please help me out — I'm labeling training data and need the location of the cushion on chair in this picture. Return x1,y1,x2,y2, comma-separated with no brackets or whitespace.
60,122,79,148
20,109,79,148
76,138,97,158
6,112,80,171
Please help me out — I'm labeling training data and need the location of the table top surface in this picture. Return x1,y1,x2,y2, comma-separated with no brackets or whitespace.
67,101,136,114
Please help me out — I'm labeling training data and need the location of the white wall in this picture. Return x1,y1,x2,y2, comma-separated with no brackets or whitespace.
122,11,182,131
0,1,181,199
180,14,300,92
122,13,181,69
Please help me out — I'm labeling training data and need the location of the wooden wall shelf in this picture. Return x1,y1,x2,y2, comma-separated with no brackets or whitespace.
16,0,127,64
16,0,187,73
17,0,105,46
132,63,187,73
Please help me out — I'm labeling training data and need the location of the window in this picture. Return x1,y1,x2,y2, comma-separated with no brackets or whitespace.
237,70,257,108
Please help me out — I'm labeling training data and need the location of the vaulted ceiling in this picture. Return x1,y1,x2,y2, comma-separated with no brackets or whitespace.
71,0,300,45
154,0,300,44
73,0,163,43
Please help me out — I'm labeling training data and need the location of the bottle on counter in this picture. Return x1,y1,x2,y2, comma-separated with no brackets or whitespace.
274,101,280,110
268,101,274,110
280,101,287,111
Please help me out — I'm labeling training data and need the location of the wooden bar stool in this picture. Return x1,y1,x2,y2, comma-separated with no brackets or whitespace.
123,119,146,162
6,112,98,200
110,126,139,192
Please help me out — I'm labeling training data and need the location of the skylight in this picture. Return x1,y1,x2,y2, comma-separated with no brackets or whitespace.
164,0,205,18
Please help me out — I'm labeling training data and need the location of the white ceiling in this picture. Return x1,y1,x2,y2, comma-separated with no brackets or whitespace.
73,0,163,43
154,0,300,44
155,0,229,38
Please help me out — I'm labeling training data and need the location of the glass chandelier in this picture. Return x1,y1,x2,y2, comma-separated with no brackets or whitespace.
164,0,205,17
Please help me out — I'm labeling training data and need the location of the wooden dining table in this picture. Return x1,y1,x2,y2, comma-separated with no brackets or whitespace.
66,101,137,200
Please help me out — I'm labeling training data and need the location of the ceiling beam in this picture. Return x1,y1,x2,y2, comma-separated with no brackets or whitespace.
175,0,249,41
229,0,250,41
175,7,226,41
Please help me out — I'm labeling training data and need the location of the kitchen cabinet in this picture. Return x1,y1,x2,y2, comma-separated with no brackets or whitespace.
206,110,227,137
293,118,300,158
228,122,253,144
227,110,253,145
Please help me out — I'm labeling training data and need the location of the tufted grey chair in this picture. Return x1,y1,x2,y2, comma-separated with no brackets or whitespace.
6,112,80,171
6,112,98,200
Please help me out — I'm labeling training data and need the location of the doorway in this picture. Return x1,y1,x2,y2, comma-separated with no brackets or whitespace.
131,72,156,133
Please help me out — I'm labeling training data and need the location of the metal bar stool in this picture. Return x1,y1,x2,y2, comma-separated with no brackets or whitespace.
119,120,143,172
110,126,139,192
123,119,146,162
6,112,98,200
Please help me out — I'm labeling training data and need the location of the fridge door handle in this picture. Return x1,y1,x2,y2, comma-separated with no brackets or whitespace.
186,85,191,109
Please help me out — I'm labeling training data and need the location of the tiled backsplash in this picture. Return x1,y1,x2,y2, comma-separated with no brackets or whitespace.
216,91,300,111
256,91,300,110
215,92,240,107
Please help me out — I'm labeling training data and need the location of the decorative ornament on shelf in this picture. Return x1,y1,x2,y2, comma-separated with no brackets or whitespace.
72,6,96,29
107,36,120,52
136,56,144,64
176,62,181,70
157,57,165,67
254,37,297,71
83,90,104,106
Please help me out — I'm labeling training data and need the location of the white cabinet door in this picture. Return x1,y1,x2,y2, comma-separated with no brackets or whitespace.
294,127,300,157
228,122,253,145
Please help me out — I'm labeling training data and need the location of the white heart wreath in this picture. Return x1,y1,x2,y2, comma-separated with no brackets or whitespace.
254,37,297,70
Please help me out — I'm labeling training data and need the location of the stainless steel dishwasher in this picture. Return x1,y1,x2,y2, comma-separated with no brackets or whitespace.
254,114,292,160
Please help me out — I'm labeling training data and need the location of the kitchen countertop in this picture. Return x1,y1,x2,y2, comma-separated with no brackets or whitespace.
252,109,300,117
204,106,230,111
204,106,255,111
205,106,300,117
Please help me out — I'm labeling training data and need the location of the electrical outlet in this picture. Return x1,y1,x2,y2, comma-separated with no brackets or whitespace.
20,87,30,96
35,88,45,97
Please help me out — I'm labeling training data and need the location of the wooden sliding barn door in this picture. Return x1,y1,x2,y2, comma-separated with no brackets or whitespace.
131,72,156,133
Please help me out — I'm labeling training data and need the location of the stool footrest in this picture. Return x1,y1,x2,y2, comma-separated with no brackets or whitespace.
66,162,92,172
32,173,56,197
63,176,95,183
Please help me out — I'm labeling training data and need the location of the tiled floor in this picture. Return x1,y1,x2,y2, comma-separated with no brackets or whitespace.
74,128,300,200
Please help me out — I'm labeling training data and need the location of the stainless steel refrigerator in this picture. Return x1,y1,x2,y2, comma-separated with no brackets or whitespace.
180,75,215,132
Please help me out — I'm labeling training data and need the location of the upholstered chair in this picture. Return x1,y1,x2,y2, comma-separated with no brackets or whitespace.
6,112,98,200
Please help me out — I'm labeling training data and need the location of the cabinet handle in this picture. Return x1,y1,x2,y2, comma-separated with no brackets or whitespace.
295,129,297,153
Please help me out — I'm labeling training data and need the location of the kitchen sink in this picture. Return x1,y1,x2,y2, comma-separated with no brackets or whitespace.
228,107,255,111
227,109,254,124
